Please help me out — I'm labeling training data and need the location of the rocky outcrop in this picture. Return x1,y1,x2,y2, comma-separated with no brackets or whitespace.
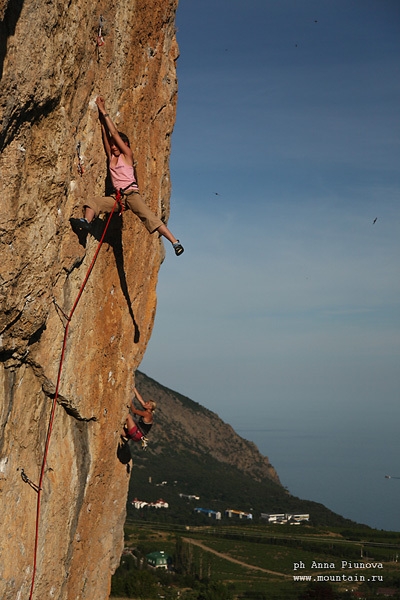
0,0,178,598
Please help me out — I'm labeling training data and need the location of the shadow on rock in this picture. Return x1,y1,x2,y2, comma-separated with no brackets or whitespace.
69,213,140,343
117,438,133,475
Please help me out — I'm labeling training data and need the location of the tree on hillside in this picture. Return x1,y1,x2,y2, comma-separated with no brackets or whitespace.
298,582,356,599
298,582,336,599
197,581,234,600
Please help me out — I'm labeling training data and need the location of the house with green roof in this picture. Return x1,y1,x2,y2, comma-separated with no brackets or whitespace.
146,550,171,570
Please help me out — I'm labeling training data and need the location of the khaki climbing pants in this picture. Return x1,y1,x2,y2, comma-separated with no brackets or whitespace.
84,189,163,234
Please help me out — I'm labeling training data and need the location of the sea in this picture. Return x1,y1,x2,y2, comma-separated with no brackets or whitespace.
236,424,400,533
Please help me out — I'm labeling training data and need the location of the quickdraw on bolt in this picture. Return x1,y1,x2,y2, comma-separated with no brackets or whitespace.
97,15,105,46
76,142,84,176
21,469,41,493
53,298,71,323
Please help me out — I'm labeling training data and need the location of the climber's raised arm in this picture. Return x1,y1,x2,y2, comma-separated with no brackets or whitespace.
95,96,132,162
133,386,145,408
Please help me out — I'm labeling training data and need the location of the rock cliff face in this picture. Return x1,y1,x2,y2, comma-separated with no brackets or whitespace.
0,0,179,598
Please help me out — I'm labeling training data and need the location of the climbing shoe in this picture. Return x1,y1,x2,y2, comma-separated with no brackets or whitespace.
69,217,93,232
173,241,184,256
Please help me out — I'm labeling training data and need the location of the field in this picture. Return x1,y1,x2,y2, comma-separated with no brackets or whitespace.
111,520,400,599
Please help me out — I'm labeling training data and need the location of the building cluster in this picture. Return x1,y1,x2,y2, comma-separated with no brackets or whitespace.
130,489,310,525
131,498,169,509
194,508,310,523
131,490,201,509
260,513,310,524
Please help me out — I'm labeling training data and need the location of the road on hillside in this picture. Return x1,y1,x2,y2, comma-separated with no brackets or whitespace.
182,537,290,578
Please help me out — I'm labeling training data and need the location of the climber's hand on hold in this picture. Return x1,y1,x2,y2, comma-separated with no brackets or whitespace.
96,96,106,114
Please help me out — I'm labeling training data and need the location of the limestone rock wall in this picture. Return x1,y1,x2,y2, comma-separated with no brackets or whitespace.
0,0,179,598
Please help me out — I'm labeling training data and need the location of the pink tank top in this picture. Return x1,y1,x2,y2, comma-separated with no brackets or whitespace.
109,155,138,191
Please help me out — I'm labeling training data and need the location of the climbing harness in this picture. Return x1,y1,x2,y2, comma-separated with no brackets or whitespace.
125,412,151,450
114,182,138,216
28,196,120,600
115,188,125,216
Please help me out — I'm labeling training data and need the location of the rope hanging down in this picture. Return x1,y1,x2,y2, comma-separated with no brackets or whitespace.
28,198,120,600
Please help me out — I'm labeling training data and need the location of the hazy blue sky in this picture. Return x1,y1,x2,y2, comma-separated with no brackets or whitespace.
140,0,400,530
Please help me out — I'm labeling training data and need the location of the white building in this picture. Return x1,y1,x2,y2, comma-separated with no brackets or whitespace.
260,512,309,524
194,508,221,520
131,498,169,509
225,509,253,520
179,493,200,500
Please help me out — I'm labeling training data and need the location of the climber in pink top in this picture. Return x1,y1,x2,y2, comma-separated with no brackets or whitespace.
70,96,184,256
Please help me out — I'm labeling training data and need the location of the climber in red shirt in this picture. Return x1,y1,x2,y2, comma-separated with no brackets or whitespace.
122,386,155,443
70,96,183,256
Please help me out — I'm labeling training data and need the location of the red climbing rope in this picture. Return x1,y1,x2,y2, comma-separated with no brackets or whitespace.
28,200,119,599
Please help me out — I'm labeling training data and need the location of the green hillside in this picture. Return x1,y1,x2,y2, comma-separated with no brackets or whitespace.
127,444,358,528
